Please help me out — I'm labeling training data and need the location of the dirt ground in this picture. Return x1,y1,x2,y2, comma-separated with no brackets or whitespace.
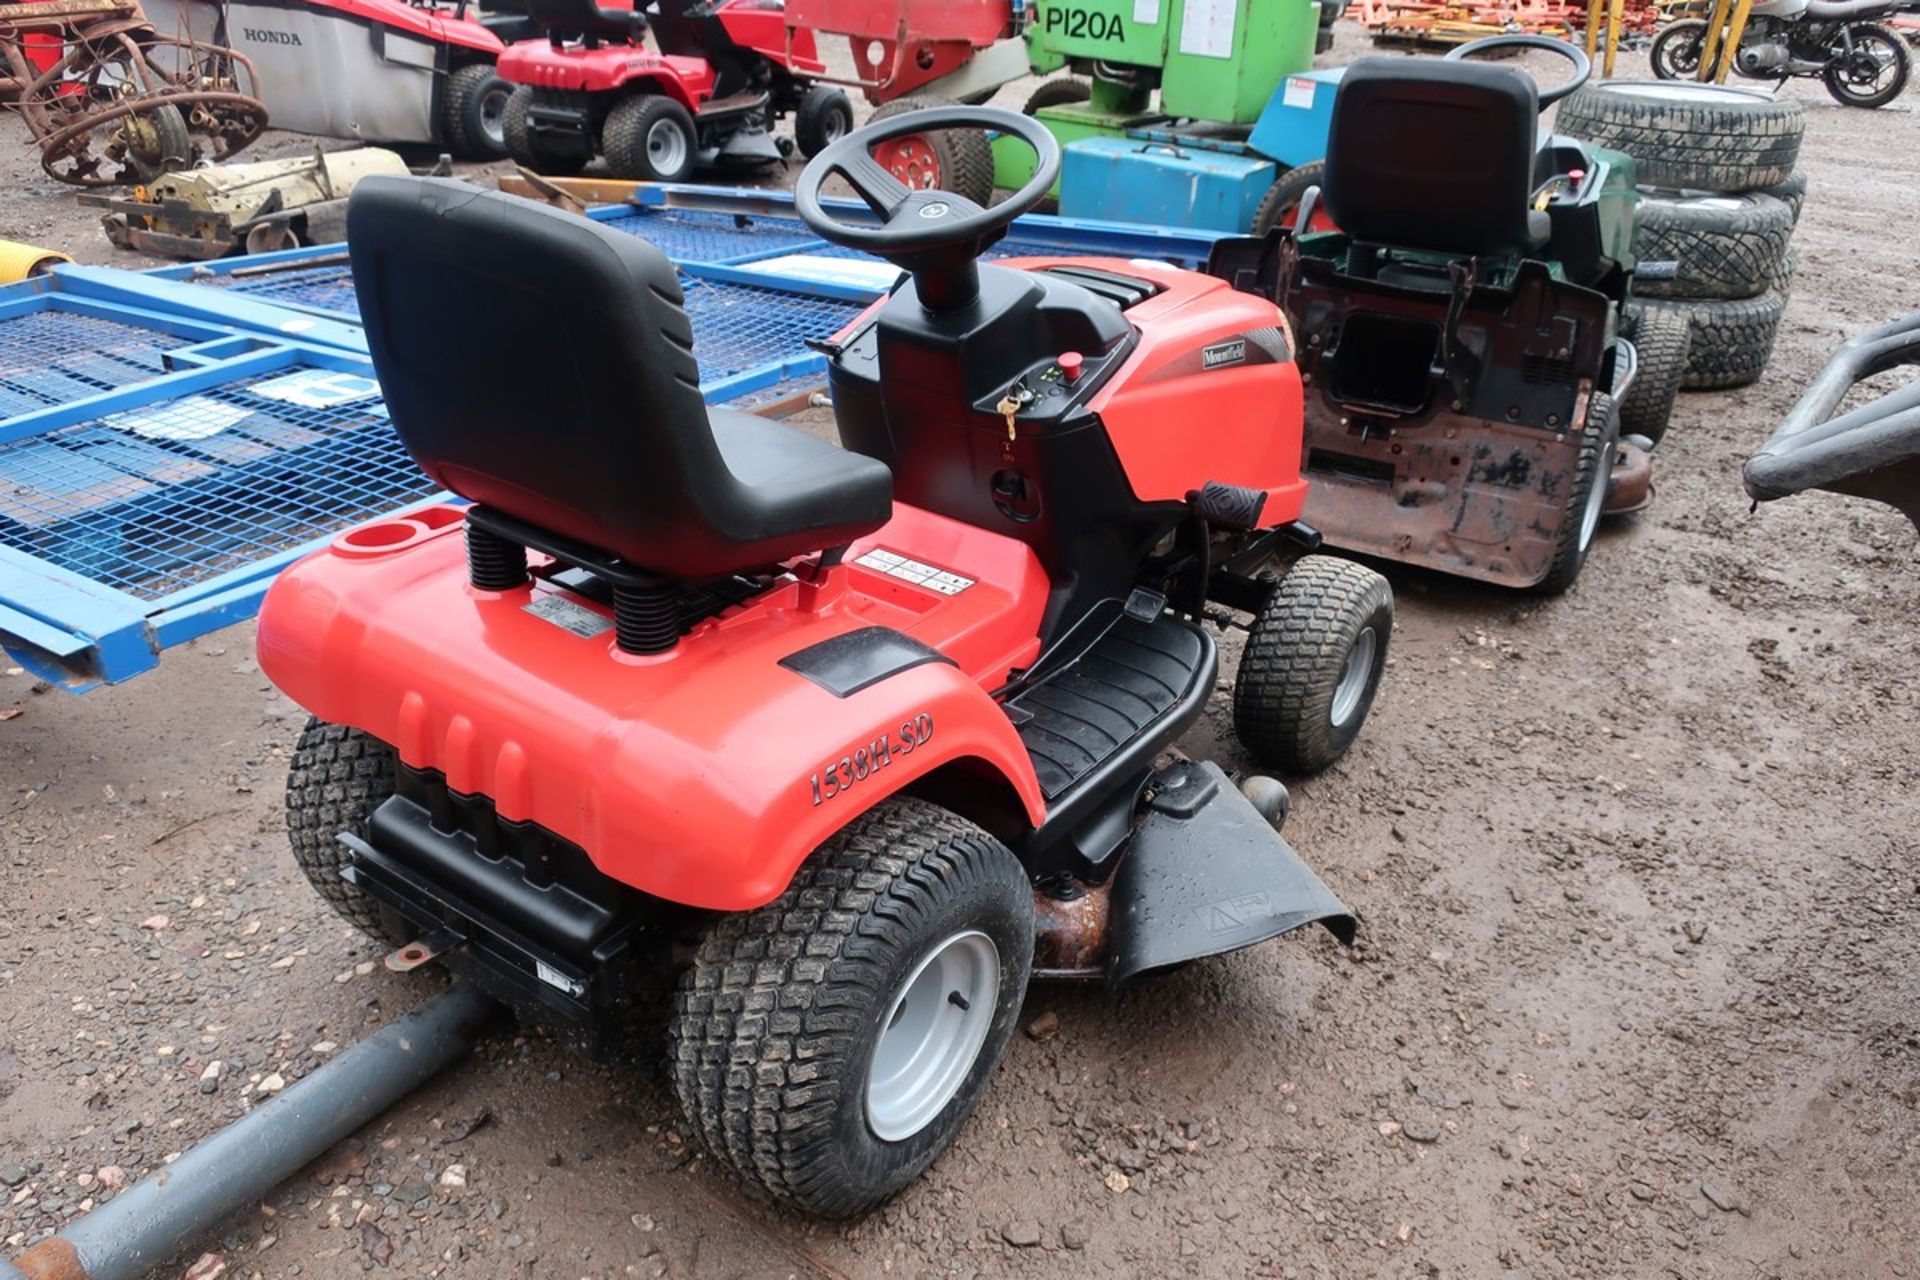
4,23,1920,1280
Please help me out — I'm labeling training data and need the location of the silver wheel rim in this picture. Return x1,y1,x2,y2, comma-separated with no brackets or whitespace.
824,108,848,143
480,88,509,149
866,930,999,1142
1578,446,1610,553
647,117,689,174
1330,625,1377,729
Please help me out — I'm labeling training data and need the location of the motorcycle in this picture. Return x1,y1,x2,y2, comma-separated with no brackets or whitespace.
1652,0,1912,107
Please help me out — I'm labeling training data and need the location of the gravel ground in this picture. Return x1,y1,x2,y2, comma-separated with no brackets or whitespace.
3,23,1920,1280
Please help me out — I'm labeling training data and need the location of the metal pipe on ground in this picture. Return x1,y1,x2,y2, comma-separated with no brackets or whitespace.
0,984,500,1280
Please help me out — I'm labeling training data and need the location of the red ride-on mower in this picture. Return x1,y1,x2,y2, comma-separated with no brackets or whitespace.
261,107,1392,1215
497,0,852,179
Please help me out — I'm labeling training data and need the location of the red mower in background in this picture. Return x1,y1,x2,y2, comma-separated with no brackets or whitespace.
261,107,1392,1215
498,0,853,179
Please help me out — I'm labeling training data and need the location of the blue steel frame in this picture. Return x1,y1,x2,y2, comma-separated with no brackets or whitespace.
2,184,1225,691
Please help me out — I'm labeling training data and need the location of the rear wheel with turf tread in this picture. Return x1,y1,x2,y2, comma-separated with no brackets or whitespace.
1619,302,1690,446
866,96,995,206
1252,161,1327,236
285,718,400,940
443,62,512,160
504,86,586,176
1535,391,1618,596
670,797,1032,1218
603,94,697,182
1232,555,1394,774
1554,80,1804,191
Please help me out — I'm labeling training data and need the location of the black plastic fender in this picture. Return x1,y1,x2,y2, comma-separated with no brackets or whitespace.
1106,760,1356,985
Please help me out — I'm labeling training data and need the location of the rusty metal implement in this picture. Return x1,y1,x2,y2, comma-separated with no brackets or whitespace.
0,0,266,187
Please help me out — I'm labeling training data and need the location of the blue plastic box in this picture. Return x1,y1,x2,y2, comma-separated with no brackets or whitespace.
1248,67,1347,169
1059,137,1277,235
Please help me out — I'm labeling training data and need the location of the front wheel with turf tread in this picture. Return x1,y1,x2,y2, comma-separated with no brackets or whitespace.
1232,555,1394,775
286,718,399,940
866,96,996,207
443,63,512,160
670,797,1033,1218
603,94,697,182
1554,80,1804,191
794,84,854,158
1535,391,1618,596
1619,302,1690,446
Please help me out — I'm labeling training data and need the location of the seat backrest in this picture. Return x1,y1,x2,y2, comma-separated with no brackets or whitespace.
522,0,639,42
347,177,735,573
1323,57,1539,258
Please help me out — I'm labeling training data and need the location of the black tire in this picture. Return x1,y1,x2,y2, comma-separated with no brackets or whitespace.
670,798,1032,1218
443,62,512,160
1232,554,1393,775
285,718,399,940
1619,302,1690,446
1535,391,1618,596
1554,80,1804,191
1022,77,1092,114
120,104,193,183
1648,290,1787,390
1757,170,1806,224
1631,189,1792,300
866,96,996,206
794,84,854,158
503,86,587,176
1771,245,1798,303
603,94,698,182
1822,22,1911,108
1251,161,1327,236
1648,18,1708,80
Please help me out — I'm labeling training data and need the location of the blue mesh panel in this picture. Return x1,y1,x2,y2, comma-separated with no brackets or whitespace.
596,207,825,262
0,311,184,411
209,264,360,317
679,277,863,383
0,367,436,601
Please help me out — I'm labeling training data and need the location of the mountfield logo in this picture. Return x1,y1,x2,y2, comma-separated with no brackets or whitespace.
243,27,302,44
1202,339,1247,370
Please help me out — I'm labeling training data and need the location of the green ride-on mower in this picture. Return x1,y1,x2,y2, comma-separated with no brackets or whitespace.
1212,35,1685,593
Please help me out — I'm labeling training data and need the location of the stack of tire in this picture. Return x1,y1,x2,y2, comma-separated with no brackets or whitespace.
1555,81,1807,409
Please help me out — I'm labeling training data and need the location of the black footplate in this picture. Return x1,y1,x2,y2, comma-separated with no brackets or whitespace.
1191,480,1267,530
1004,610,1214,801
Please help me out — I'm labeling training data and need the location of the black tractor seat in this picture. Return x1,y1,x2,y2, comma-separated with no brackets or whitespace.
523,0,645,44
346,176,892,584
1324,56,1551,263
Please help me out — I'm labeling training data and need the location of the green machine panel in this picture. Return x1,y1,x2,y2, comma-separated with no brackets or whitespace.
1027,0,1320,124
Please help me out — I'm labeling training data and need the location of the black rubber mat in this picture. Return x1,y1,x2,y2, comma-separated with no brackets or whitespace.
1006,615,1210,801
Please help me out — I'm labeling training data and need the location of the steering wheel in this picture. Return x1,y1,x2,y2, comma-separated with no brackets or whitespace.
793,105,1062,313
1444,33,1592,107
